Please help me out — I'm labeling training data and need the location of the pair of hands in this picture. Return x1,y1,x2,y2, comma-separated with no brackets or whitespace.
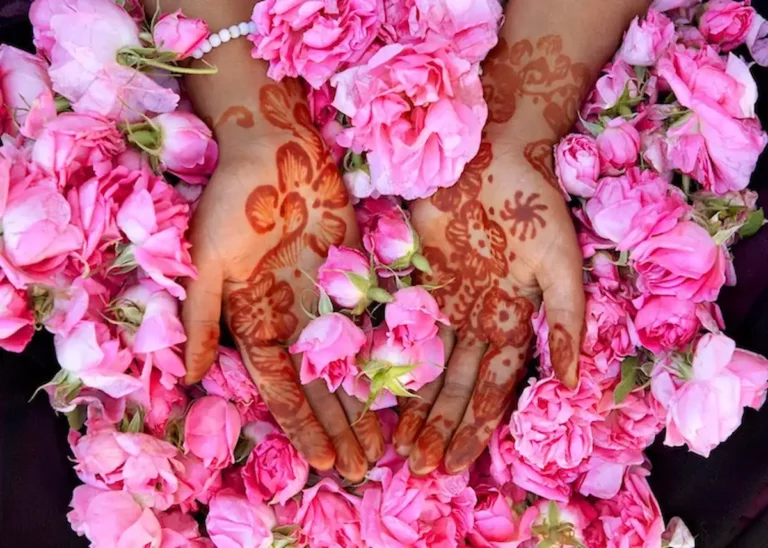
182,80,585,481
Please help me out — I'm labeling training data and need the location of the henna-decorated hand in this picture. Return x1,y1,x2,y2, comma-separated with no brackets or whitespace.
182,81,384,482
393,34,588,476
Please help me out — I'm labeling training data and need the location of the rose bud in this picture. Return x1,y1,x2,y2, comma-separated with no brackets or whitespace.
362,207,430,274
153,10,209,59
317,246,384,312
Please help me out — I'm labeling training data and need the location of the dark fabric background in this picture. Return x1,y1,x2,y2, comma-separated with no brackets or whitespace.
3,3,768,547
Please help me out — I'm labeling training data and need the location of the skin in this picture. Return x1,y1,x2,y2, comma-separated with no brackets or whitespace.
144,0,652,479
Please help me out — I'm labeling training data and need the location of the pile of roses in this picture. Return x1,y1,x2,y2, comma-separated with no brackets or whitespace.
1,0,768,546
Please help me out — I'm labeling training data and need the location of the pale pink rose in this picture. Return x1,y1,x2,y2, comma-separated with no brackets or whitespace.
320,118,347,164
54,320,141,398
489,424,579,502
69,428,186,510
633,295,701,354
650,0,700,11
467,485,537,548
158,510,213,548
68,485,162,547
151,112,218,184
619,10,675,66
290,312,366,392
362,205,417,267
631,221,727,303
662,517,695,548
116,173,197,299
651,333,746,456
530,498,598,547
0,281,34,352
596,118,640,172
317,245,373,310
250,0,383,89
34,275,102,337
583,283,639,372
385,286,449,346
240,420,310,506
19,86,56,139
726,53,759,118
360,456,476,547
343,169,376,200
554,134,601,198
511,377,603,471
0,45,52,135
583,60,638,117
746,12,768,67
332,41,487,199
203,347,270,423
153,10,209,59
206,489,277,548
132,369,188,438
46,0,179,121
175,455,224,511
294,477,362,547
29,0,70,59
699,0,755,51
585,167,689,251
44,386,126,430
577,456,636,501
183,395,241,469
595,469,664,548
725,347,768,410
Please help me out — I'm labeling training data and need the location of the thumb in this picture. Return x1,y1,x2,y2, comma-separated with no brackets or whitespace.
181,261,223,385
536,239,585,389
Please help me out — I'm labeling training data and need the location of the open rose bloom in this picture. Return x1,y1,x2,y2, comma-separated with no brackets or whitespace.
2,0,768,546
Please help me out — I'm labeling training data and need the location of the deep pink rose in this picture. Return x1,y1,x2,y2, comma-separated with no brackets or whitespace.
699,0,755,51
332,41,487,199
206,489,277,548
175,455,224,511
183,395,241,469
133,369,188,438
385,286,449,346
68,485,162,547
69,428,185,510
555,134,601,198
594,469,664,548
295,477,362,547
202,346,270,423
633,295,701,354
153,10,209,59
307,81,337,126
290,312,366,392
152,111,218,184
596,118,641,172
362,206,417,267
619,10,675,66
0,44,52,135
585,168,689,251
317,245,373,310
583,283,639,372
631,221,727,303
582,60,638,117
467,485,537,548
250,0,383,89
0,282,34,352
158,510,213,548
241,421,310,506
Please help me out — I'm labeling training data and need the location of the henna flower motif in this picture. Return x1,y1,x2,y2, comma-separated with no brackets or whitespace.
228,273,298,344
445,200,508,283
478,288,535,348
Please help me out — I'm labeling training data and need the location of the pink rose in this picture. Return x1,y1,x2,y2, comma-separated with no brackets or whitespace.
290,312,366,392
175,455,224,511
153,10,209,59
183,395,241,469
362,206,417,267
206,489,277,548
307,81,337,126
295,477,362,547
554,134,601,198
385,286,449,346
530,498,598,547
596,118,640,172
594,469,664,548
317,245,374,311
0,282,34,352
583,283,639,372
332,41,487,199
202,347,270,423
0,45,52,136
650,0,700,10
151,111,218,184
158,511,213,548
633,295,701,354
467,485,537,548
320,118,346,165
511,377,603,471
619,10,675,66
343,169,376,201
663,517,695,548
68,485,162,547
747,12,768,67
241,421,309,506
631,221,727,303
585,168,690,252
583,60,638,116
699,0,755,51
727,347,768,409
360,456,476,547
135,369,188,438
250,0,383,89
355,195,402,233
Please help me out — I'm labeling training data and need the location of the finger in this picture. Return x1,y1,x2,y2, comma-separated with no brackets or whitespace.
408,337,487,476
302,377,369,482
337,389,385,464
237,344,337,472
394,327,456,457
444,345,527,474
536,238,585,389
181,263,223,384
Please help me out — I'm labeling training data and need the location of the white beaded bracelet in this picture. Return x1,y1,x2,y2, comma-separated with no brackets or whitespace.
191,20,258,60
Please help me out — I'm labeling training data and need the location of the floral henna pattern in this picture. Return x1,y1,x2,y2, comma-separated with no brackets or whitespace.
549,323,576,377
478,288,535,348
215,105,256,129
500,190,549,242
445,200,509,283
523,139,559,189
228,273,298,344
430,142,492,212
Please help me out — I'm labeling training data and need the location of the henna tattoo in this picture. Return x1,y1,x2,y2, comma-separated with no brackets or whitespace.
478,289,535,348
550,323,576,376
395,400,432,449
430,142,492,212
188,324,221,373
500,191,549,242
216,105,255,129
228,273,298,344
351,410,385,462
411,415,454,472
446,200,509,283
524,139,559,189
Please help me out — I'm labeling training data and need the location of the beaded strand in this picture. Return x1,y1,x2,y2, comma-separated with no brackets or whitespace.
191,20,258,60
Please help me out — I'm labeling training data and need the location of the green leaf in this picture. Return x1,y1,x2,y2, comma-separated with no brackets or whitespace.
367,287,394,304
66,407,86,431
614,356,639,404
739,208,765,238
318,291,334,316
712,224,742,246
548,501,560,527
411,253,432,274
233,435,256,464
125,409,145,434
346,272,372,294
